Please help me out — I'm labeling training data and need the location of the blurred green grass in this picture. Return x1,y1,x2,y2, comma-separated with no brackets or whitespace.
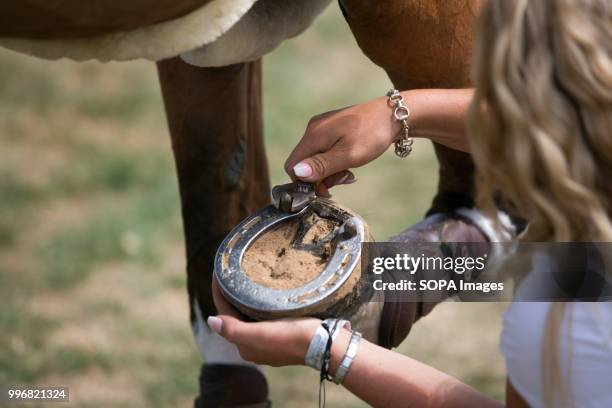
0,4,504,407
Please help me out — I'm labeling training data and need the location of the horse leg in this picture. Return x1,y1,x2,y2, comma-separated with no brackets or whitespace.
157,57,271,407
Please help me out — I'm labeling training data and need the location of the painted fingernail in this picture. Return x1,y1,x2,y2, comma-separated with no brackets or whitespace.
336,174,349,185
207,316,223,334
293,162,313,178
338,175,357,185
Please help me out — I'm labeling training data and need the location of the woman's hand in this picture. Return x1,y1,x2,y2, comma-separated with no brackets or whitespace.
284,96,399,196
210,278,321,367
210,280,499,408
284,89,474,195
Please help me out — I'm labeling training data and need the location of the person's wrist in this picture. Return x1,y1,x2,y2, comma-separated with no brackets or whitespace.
294,320,322,366
381,90,419,150
327,328,352,377
400,89,431,139
399,89,420,135
377,94,403,145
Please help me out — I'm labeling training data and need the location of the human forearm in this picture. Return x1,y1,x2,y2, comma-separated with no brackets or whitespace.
329,328,501,408
284,88,473,191
211,283,501,408
401,88,474,153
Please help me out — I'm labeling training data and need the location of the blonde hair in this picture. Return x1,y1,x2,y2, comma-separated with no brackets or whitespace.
469,1,612,406
468,0,612,242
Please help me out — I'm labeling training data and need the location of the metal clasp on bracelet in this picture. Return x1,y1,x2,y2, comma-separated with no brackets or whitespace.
386,89,414,158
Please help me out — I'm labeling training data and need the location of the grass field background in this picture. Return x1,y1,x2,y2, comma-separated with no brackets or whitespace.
0,5,505,407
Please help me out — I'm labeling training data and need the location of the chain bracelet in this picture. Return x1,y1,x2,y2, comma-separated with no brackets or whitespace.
386,89,413,158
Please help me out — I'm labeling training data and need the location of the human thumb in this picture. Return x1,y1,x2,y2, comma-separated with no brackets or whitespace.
292,152,346,182
207,315,249,344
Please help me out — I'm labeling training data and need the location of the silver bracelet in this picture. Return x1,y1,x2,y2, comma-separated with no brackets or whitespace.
333,330,362,384
305,324,330,370
305,319,350,370
386,89,414,158
323,318,351,341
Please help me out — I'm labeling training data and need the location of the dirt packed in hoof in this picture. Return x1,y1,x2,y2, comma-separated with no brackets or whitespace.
243,211,341,289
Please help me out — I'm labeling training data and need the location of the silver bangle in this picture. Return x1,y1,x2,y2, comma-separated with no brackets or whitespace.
386,89,414,158
323,318,351,341
305,324,329,370
305,319,350,370
333,330,362,384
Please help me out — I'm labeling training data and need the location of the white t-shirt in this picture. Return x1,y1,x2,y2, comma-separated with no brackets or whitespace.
501,258,612,408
